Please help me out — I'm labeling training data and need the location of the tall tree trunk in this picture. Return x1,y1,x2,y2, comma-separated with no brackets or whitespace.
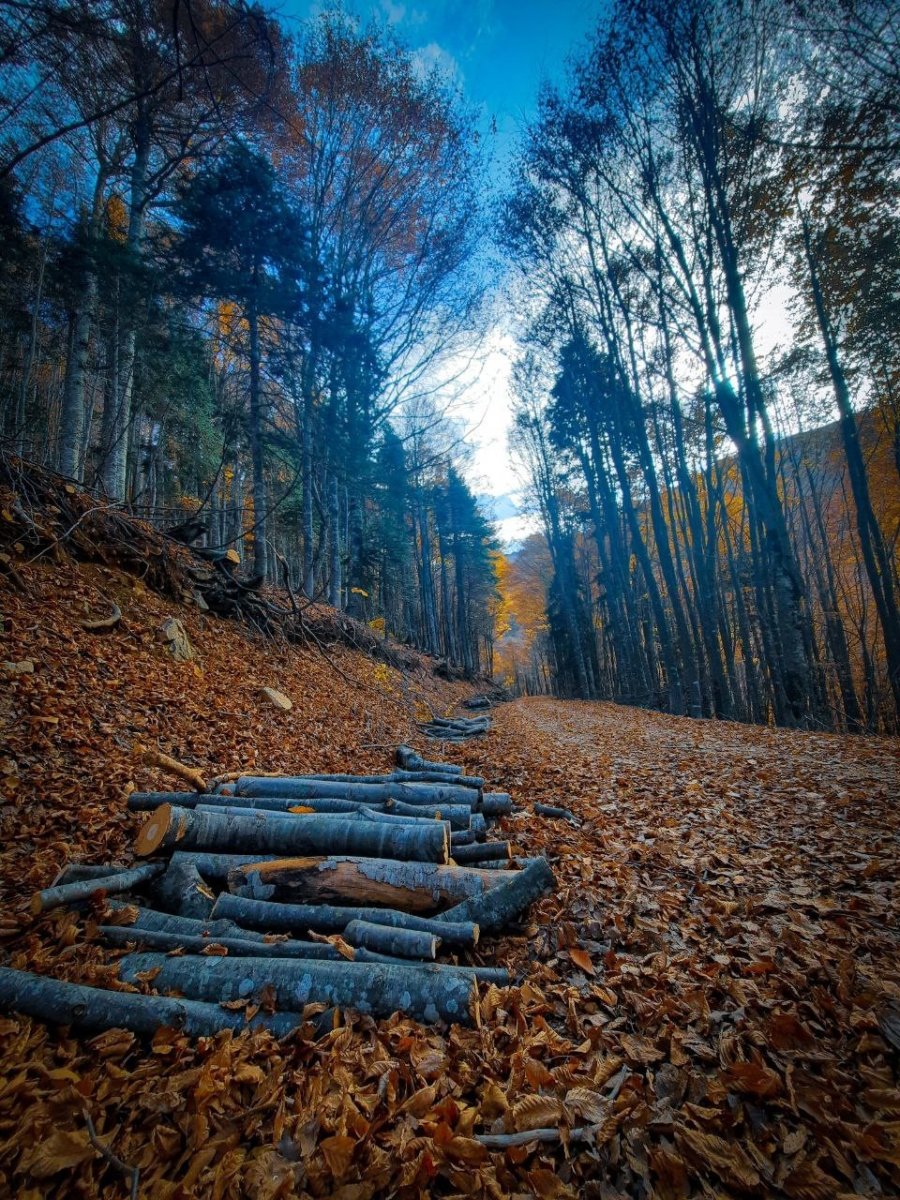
328,471,341,608
247,300,269,580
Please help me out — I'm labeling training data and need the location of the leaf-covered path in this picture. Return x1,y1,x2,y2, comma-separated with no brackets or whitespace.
1,589,898,1199
469,698,900,1198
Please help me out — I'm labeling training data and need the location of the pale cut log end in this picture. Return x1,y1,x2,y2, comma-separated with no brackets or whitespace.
135,803,176,857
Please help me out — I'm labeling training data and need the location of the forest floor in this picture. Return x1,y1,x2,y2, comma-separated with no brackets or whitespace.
1,546,899,1198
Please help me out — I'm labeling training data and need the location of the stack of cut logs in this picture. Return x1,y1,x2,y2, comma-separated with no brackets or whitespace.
0,745,554,1040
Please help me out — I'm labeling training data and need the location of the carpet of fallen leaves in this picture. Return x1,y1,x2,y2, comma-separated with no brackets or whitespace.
2,549,899,1199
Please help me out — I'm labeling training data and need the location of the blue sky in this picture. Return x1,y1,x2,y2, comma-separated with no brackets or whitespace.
282,1,604,540
285,0,601,187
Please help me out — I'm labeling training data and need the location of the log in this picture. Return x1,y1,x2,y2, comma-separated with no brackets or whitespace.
452,841,511,865
231,777,477,806
386,800,473,829
151,859,214,919
0,966,306,1038
441,857,555,933
482,792,513,817
396,745,462,774
227,857,510,913
134,805,450,864
261,770,484,790
79,602,122,633
98,926,398,964
118,953,479,1024
50,863,127,886
534,802,577,822
211,894,480,948
128,791,390,815
104,902,258,941
170,851,276,882
31,861,166,915
469,813,488,839
196,804,432,829
467,860,511,870
449,830,476,848
343,920,439,960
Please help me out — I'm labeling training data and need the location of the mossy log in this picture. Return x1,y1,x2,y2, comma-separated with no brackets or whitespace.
441,857,555,933
118,953,479,1024
342,919,438,960
210,893,479,947
31,861,165,915
135,805,450,864
0,965,308,1038
227,856,509,913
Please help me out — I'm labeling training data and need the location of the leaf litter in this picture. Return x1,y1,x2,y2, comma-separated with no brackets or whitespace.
1,548,899,1197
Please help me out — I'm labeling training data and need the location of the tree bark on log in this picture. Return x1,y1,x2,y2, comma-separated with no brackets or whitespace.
169,851,275,882
104,901,257,940
440,857,555,933
195,804,434,829
98,926,398,964
211,894,480,947
248,770,484,790
452,841,511,865
134,805,450,864
481,793,513,817
117,953,479,1024
230,777,477,806
0,965,308,1038
128,792,388,815
395,745,463,774
226,857,509,913
385,800,473,829
150,859,214,919
342,919,439,960
50,863,128,886
469,814,488,838
31,862,166,915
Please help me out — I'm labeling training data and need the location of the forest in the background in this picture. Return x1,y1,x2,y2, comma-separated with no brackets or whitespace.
496,0,900,733
1,0,898,733
0,0,499,676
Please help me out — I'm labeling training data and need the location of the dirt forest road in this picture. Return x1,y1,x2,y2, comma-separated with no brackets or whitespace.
464,697,900,1197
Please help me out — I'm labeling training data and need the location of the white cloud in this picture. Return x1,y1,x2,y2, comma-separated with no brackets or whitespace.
411,41,463,85
380,0,406,25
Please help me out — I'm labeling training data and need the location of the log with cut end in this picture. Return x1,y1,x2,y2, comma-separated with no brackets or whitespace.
534,802,577,822
469,813,487,839
195,804,431,829
441,856,555,933
151,858,214,919
31,861,166,915
104,901,257,940
118,953,479,1024
169,851,276,882
343,919,439,960
396,745,463,774
231,777,477,806
135,805,450,864
0,965,306,1038
211,893,479,948
227,856,509,913
481,792,513,817
452,841,511,865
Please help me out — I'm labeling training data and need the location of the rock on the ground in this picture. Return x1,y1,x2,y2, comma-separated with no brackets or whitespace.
259,686,292,711
156,617,195,662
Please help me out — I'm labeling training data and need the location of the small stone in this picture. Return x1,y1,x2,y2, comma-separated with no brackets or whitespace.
2,660,34,676
194,592,209,611
156,617,195,662
259,687,292,711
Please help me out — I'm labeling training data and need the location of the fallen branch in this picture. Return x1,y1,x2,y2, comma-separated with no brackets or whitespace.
83,1111,140,1200
138,747,207,792
79,601,122,633
534,803,577,823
